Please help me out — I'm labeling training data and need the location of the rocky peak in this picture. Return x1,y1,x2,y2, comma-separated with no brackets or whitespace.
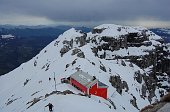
0,24,170,112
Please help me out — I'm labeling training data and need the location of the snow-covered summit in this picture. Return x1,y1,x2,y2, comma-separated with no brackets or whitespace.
93,24,140,37
0,24,169,112
58,28,83,40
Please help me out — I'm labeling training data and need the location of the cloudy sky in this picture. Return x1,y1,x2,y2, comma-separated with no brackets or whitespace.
0,0,170,28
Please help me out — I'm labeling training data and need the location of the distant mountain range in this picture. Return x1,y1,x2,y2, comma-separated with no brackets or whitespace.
150,28,170,43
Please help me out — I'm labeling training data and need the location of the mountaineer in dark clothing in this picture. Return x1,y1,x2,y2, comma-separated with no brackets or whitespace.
45,103,54,112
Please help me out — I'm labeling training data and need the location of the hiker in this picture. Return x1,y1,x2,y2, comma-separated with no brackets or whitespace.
49,77,51,81
45,103,54,112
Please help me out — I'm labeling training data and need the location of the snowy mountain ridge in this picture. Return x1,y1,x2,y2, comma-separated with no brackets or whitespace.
0,24,169,112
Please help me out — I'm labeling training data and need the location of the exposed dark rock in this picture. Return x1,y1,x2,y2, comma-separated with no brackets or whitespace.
72,59,76,65
77,51,85,58
63,39,73,48
142,75,157,103
134,70,143,84
90,36,98,45
160,92,170,102
91,47,98,56
148,89,156,104
72,48,81,55
66,64,70,68
129,62,134,67
75,34,87,47
140,102,166,112
62,90,74,95
107,98,116,109
24,79,30,86
45,91,60,98
6,97,21,106
45,63,50,71
60,45,70,57
130,95,139,110
26,96,43,109
54,41,60,46
90,35,128,54
45,90,74,98
122,81,129,92
141,84,147,97
109,75,129,94
31,91,40,96
141,92,170,112
100,51,106,59
99,61,107,72
34,60,37,67
91,62,95,65
127,32,148,46
100,65,107,72
117,27,121,32
92,28,106,34
121,60,126,66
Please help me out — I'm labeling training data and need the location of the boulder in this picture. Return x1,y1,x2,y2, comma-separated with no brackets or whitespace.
72,48,81,55
77,51,85,58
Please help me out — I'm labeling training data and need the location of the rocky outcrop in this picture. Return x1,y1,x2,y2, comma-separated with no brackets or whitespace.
134,70,143,84
59,26,170,107
99,61,107,72
109,75,129,94
121,60,126,66
92,28,106,34
60,33,87,57
130,95,139,110
63,39,73,48
91,47,98,56
141,92,170,112
143,75,157,103
72,48,85,58
75,34,87,47
72,48,81,55
127,32,149,47
141,84,147,97
60,45,71,57
100,36,127,51
77,51,85,58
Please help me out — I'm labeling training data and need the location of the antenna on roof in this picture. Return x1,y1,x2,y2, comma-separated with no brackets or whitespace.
54,72,57,91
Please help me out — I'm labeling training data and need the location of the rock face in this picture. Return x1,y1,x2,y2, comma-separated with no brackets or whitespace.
134,70,143,84
75,34,87,47
130,95,139,110
92,28,106,34
72,48,81,55
141,93,170,112
77,51,85,58
60,45,70,57
90,25,170,104
109,75,129,94
58,25,170,107
72,48,85,58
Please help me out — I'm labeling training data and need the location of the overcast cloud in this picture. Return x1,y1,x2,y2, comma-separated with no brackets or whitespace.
0,0,170,27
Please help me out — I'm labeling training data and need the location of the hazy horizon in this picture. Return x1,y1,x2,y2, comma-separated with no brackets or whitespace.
0,0,170,28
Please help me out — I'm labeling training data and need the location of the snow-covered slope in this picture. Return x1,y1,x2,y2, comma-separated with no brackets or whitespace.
0,24,169,112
